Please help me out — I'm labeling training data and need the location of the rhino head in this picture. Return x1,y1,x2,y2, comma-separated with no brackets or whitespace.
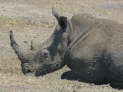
9,9,71,76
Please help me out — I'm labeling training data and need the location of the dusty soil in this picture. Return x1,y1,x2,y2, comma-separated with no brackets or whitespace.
0,0,123,92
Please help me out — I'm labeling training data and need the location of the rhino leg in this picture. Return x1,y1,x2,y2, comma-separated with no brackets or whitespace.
107,50,123,89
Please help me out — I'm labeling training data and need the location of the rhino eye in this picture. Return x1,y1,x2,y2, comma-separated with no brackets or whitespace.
43,53,49,58
41,50,49,58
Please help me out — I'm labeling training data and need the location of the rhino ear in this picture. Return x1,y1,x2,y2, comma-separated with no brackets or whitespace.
52,8,60,20
52,8,67,29
58,16,67,29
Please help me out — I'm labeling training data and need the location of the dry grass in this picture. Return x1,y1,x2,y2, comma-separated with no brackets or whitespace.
0,0,123,92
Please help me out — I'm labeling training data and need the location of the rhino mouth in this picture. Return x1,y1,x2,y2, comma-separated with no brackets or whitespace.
35,69,50,76
35,63,62,76
35,68,53,76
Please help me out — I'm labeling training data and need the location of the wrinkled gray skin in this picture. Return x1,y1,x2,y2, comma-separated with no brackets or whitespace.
10,9,123,88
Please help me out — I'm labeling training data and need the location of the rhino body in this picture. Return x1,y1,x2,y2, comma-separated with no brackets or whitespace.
10,10,123,88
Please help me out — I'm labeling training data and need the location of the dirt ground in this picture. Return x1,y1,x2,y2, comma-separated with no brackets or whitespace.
1,0,123,92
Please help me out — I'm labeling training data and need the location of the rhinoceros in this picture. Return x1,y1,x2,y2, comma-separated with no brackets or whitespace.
9,9,123,88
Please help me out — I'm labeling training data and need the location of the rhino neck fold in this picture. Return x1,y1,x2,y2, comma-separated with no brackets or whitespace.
67,15,97,50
